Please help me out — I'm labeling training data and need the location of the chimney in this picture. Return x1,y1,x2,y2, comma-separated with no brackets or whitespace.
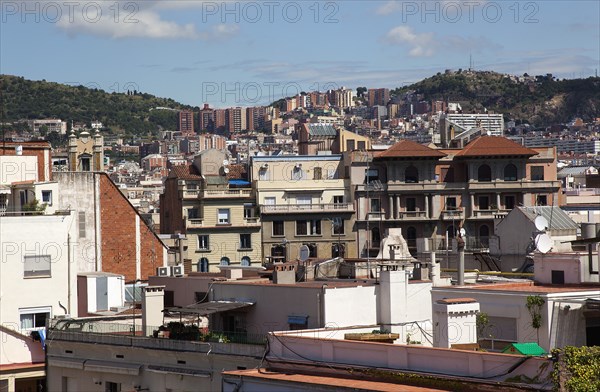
377,267,408,326
273,264,296,284
433,298,479,348
142,286,165,336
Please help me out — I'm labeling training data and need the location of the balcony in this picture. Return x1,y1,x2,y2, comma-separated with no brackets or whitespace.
441,209,464,221
203,189,252,198
471,209,510,219
395,211,428,220
187,218,204,228
467,180,561,191
260,203,354,214
182,189,200,199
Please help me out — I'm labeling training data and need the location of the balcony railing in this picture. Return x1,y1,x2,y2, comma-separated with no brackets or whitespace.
472,209,510,219
396,211,427,219
260,203,353,214
467,180,560,191
441,209,464,220
203,189,252,198
187,218,204,228
182,190,200,199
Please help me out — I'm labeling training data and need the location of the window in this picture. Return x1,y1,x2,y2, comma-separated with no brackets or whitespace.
24,255,51,278
406,227,417,255
332,243,345,258
187,208,199,219
370,198,380,212
371,227,381,248
536,195,548,206
296,220,321,236
357,141,366,150
446,197,457,210
296,195,312,209
504,164,518,181
197,235,209,251
313,167,322,180
365,169,379,184
20,307,51,330
479,225,490,247
478,196,489,210
333,195,344,205
220,257,230,266
197,258,209,272
405,166,419,183
263,197,276,211
243,204,255,219
477,164,492,182
81,157,90,172
241,256,251,266
346,139,355,151
406,197,416,212
505,195,515,210
42,190,52,205
272,221,284,236
332,218,345,235
217,209,230,224
291,166,305,180
531,166,544,181
239,234,252,250
105,381,121,392
78,211,86,239
195,291,208,303
486,317,517,341
259,168,269,180
551,270,565,284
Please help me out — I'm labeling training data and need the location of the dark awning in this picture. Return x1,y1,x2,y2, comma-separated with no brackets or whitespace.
164,301,254,316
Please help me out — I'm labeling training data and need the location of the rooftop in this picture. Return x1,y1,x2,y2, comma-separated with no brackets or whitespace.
376,140,446,159
223,369,451,392
454,136,538,158
443,281,600,294
517,206,579,231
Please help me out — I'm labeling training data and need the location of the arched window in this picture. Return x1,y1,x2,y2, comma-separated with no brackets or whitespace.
271,244,286,263
405,166,419,183
504,164,517,181
477,164,492,182
197,257,209,272
241,256,251,266
406,227,417,256
479,225,490,247
219,257,230,266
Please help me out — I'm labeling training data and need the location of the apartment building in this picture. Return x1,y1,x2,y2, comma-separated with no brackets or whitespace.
367,88,390,107
353,137,561,257
251,154,356,262
198,103,215,132
160,149,261,271
178,110,195,136
226,107,247,133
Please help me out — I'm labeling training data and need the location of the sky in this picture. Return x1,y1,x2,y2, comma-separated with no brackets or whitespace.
1,0,599,107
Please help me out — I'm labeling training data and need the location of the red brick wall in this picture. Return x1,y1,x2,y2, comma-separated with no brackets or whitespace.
99,174,165,281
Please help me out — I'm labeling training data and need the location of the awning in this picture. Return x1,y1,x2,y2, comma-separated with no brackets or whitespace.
164,301,254,316
288,315,308,325
84,360,141,375
229,179,251,186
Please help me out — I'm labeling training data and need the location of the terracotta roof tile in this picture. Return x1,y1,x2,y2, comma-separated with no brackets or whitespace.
226,163,247,180
376,140,446,159
455,136,537,158
169,164,202,180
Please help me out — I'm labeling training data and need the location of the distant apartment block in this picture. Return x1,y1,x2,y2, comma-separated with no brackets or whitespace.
513,136,600,155
214,109,227,133
226,107,246,133
178,110,195,136
367,88,390,107
198,104,215,132
27,118,67,134
440,113,505,147
327,88,354,109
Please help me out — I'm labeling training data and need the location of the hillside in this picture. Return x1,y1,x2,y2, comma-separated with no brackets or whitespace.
392,71,600,126
0,75,194,136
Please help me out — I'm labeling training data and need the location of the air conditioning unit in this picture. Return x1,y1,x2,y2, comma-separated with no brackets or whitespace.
156,267,170,277
171,265,184,277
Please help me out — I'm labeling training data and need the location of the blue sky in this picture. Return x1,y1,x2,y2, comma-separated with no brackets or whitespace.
1,1,598,107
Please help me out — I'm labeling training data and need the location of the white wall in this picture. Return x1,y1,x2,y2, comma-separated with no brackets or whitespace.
0,213,77,366
0,156,38,185
323,286,377,327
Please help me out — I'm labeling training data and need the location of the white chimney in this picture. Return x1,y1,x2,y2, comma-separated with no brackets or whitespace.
433,298,479,348
378,268,408,326
142,286,165,336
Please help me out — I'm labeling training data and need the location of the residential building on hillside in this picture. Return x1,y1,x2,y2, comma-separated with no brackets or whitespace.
251,154,356,262
160,149,261,271
178,110,195,136
367,88,390,107
198,103,215,132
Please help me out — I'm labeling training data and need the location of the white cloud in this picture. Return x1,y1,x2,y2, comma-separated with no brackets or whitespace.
375,1,402,15
384,26,435,57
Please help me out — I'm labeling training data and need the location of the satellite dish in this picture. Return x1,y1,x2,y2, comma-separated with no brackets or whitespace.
534,215,548,231
299,245,310,262
223,159,229,166
534,233,552,254
223,167,230,174
459,228,466,237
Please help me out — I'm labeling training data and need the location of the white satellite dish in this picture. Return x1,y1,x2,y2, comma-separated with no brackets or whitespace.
534,233,552,254
534,215,548,231
223,167,230,174
459,228,466,237
223,159,229,166
299,245,310,262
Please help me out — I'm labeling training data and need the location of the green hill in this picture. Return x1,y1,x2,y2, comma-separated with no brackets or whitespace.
392,71,600,126
0,75,194,136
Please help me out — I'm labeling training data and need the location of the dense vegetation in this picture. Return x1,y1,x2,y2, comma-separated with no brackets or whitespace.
552,346,600,392
0,75,193,137
393,71,600,126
